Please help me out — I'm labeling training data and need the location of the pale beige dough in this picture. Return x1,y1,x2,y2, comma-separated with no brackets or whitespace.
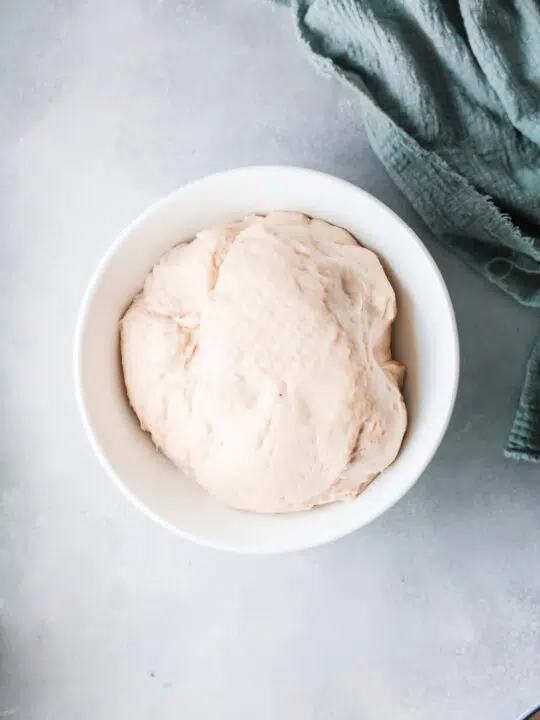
121,212,407,513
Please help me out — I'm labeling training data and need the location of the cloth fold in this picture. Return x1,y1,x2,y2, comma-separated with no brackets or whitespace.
275,0,540,460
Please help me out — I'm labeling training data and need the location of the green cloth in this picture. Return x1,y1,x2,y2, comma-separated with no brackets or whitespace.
275,0,540,461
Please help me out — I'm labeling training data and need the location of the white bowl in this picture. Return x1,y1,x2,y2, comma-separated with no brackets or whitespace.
74,166,459,553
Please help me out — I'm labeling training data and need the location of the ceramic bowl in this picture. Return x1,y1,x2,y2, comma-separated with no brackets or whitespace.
74,166,459,553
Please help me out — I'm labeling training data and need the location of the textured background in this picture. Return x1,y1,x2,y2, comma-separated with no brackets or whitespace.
1,1,539,718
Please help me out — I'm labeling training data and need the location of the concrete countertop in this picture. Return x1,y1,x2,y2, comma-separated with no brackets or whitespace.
1,1,539,718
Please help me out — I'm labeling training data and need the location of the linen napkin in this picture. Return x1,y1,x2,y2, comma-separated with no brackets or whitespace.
274,0,540,460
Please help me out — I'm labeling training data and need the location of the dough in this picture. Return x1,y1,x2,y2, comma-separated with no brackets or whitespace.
121,212,407,513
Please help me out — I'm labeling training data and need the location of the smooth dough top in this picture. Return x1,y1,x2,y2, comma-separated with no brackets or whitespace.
121,212,407,513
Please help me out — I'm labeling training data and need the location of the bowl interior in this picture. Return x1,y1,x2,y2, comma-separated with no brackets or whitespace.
75,167,458,553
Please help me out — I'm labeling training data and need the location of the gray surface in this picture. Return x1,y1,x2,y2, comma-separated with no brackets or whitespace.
1,1,539,718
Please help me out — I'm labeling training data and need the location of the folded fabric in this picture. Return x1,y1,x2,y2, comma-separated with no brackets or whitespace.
274,0,540,461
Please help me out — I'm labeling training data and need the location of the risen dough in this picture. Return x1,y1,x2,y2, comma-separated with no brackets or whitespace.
121,212,407,513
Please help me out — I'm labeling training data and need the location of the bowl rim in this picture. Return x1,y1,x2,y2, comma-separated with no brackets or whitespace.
74,165,460,553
